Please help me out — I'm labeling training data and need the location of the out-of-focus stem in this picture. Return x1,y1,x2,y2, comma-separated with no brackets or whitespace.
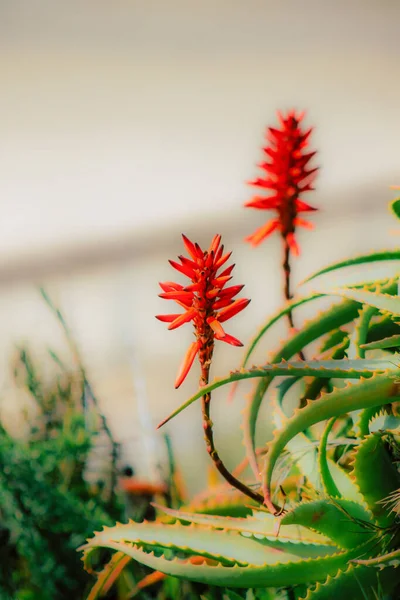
200,365,264,505
282,237,306,362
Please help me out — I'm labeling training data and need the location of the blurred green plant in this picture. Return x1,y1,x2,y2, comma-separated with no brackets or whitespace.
0,293,124,600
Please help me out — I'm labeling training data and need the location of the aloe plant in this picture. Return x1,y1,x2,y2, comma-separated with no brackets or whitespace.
82,197,400,599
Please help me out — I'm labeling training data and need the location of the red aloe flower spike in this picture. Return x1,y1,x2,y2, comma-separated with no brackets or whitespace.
157,234,264,507
156,234,250,388
157,235,264,504
244,109,318,255
243,109,318,358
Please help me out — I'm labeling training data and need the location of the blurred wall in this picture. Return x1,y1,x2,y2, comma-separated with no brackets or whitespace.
0,1,399,494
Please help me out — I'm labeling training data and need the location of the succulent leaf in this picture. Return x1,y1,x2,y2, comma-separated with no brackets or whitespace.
318,419,341,498
82,533,378,589
351,433,400,527
155,504,333,549
347,305,377,359
361,333,400,350
244,299,363,478
86,552,131,600
263,373,399,511
301,564,397,600
281,498,375,549
318,286,400,317
302,251,400,284
158,359,394,428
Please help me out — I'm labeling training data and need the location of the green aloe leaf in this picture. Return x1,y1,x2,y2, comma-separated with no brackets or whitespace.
244,299,362,478
263,373,399,512
281,498,374,549
301,564,397,600
244,281,398,479
272,400,361,503
155,504,333,549
187,491,256,518
351,433,400,527
317,287,400,317
158,359,392,428
82,532,375,589
241,293,325,368
360,333,400,350
86,552,131,600
318,419,341,498
354,406,384,438
302,252,400,284
347,306,377,359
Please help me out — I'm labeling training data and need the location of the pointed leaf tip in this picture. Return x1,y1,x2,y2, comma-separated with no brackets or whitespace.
174,341,200,388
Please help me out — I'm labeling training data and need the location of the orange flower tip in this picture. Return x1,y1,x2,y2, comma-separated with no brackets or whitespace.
174,341,200,388
297,110,306,121
181,233,201,260
169,259,195,278
167,309,196,330
294,217,315,230
211,275,232,287
217,284,245,300
219,264,235,279
296,199,317,212
159,290,193,302
245,219,280,247
159,281,184,292
216,333,243,347
156,314,181,323
217,298,251,323
286,233,300,257
207,317,226,338
209,234,222,254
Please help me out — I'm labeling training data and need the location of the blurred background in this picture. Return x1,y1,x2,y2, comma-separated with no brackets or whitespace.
0,0,400,496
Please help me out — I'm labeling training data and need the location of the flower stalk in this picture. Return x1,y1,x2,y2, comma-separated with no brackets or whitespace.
157,234,263,505
200,363,264,505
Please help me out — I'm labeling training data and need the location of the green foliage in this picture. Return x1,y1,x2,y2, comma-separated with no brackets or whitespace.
83,199,400,599
0,330,122,598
